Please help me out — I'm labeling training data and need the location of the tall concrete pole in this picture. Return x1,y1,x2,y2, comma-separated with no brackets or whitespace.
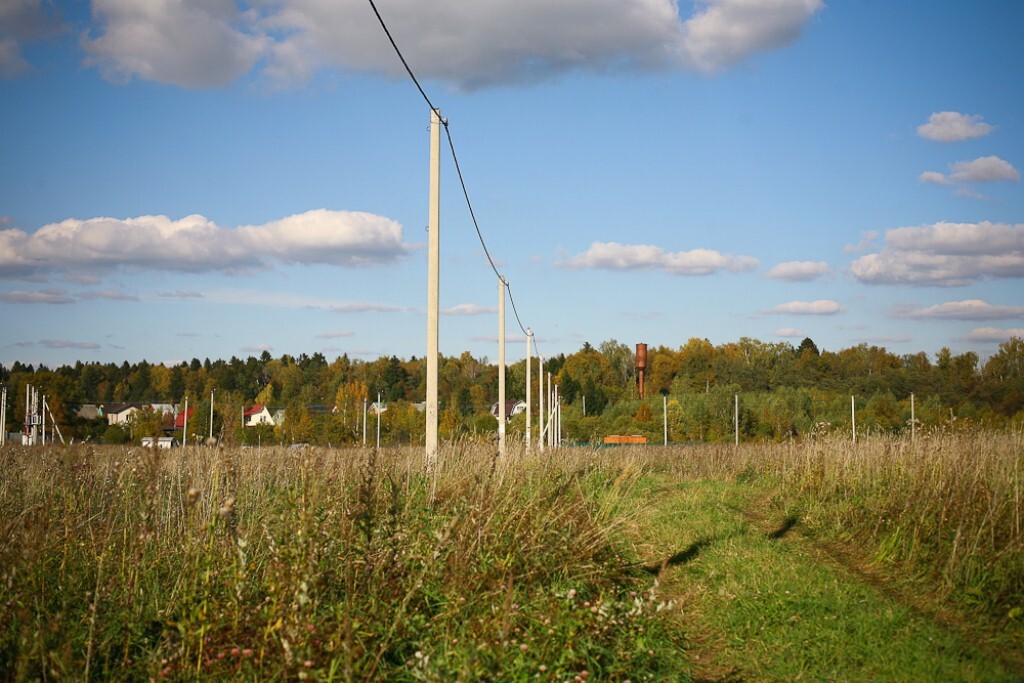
525,329,532,451
183,396,189,447
210,389,215,442
538,358,545,452
426,108,441,468
497,277,506,457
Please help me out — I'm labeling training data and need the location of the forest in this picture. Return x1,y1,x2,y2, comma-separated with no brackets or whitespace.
2,336,1022,446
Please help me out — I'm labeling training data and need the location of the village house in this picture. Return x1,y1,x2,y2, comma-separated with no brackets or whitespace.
243,403,274,427
490,400,527,421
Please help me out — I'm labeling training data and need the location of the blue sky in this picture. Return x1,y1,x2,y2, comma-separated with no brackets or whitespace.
1,0,1022,369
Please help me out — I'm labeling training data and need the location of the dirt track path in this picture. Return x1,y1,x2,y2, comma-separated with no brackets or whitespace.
625,478,1023,682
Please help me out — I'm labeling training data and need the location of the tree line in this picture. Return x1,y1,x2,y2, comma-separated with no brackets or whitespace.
1,336,1021,446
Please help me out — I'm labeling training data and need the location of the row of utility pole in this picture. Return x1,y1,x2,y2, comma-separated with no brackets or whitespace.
424,108,560,467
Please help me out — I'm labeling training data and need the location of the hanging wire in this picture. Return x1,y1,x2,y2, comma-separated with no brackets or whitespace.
366,0,534,341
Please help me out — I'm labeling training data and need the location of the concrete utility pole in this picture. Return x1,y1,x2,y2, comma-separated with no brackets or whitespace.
425,108,441,469
183,396,189,447
538,358,545,452
525,330,532,451
497,277,506,457
210,389,215,442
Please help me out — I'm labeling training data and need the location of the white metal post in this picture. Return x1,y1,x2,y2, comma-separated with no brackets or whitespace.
183,396,189,447
363,397,368,446
553,383,559,449
497,277,506,457
851,395,856,444
376,392,382,449
526,330,532,451
210,389,215,443
538,358,545,452
735,393,739,446
425,108,441,469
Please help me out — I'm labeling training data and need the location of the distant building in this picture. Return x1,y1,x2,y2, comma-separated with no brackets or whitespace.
173,408,195,430
142,436,179,449
243,403,274,427
100,403,142,426
490,400,527,421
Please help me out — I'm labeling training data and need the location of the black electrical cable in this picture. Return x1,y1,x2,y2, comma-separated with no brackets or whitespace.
367,0,534,343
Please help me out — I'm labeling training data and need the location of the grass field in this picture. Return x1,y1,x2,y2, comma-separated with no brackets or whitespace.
1,433,1021,681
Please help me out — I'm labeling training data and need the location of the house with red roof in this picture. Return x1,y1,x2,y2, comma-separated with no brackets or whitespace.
244,403,274,427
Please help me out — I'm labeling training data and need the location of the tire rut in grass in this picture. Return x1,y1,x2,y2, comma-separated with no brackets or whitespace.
631,479,1023,682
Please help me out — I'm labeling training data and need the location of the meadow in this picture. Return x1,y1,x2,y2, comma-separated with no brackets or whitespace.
1,431,1021,681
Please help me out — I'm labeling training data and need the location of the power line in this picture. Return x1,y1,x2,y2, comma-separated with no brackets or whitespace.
366,0,534,341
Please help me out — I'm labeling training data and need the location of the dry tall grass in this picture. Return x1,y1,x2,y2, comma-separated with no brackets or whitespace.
0,442,682,681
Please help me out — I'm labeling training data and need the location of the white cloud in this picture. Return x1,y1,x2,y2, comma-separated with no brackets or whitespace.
559,241,757,276
79,290,139,301
328,302,410,314
920,156,1020,189
899,299,1024,321
766,260,830,281
0,288,74,304
38,339,102,350
0,0,64,78
774,327,804,337
159,290,204,298
443,303,497,316
315,330,355,339
0,209,410,280
240,343,273,354
963,327,1024,343
674,0,823,73
851,221,1024,286
765,300,844,315
843,230,879,254
917,112,994,142
78,0,823,89
82,0,265,88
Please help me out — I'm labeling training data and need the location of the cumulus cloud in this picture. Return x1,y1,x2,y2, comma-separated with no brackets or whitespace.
920,156,1020,186
898,299,1024,320
0,288,74,304
963,327,1024,343
559,241,757,276
917,112,994,142
765,300,844,315
0,209,410,280
79,0,823,89
0,0,64,78
443,303,497,316
774,327,804,337
851,221,1024,286
82,0,265,88
766,260,830,281
843,230,879,255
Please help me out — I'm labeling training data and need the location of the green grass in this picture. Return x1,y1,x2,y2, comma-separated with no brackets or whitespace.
628,478,1018,681
2,434,1022,681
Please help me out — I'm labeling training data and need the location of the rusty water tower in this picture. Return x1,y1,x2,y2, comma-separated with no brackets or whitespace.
636,343,648,398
